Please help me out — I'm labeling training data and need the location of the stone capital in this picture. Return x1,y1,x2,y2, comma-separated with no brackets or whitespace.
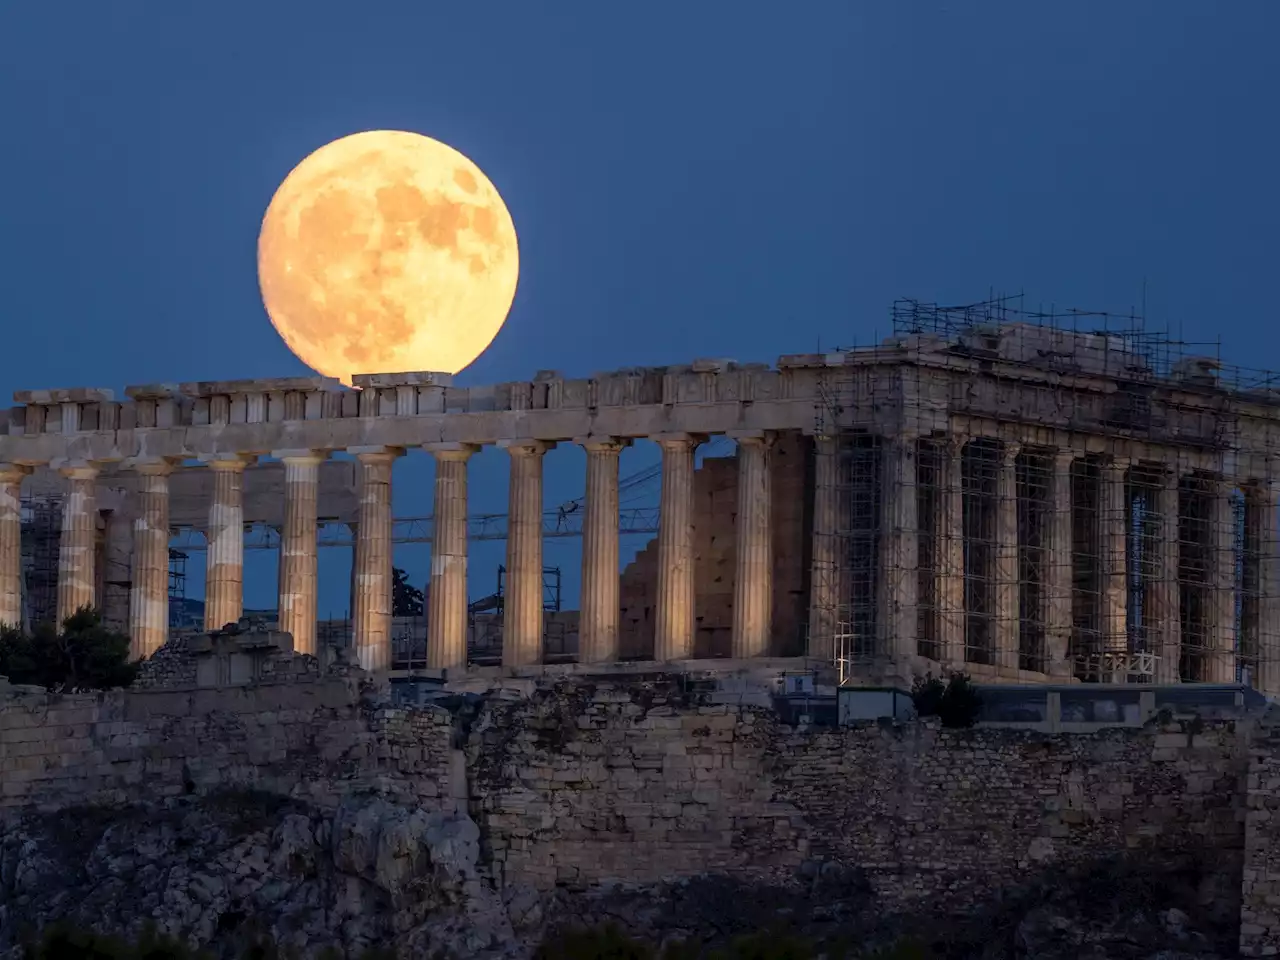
498,439,556,457
199,453,256,472
123,456,180,476
50,459,103,481
271,449,328,465
0,463,31,484
574,436,632,454
1052,447,1079,469
727,429,775,449
651,432,707,450
1000,441,1022,464
425,442,480,463
350,445,406,464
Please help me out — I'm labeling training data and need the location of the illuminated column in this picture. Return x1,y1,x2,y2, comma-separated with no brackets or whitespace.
578,437,627,664
1209,474,1238,684
427,443,477,671
351,446,401,672
992,442,1021,672
274,450,324,655
501,440,553,668
808,435,839,661
731,431,773,659
654,433,701,661
56,462,99,624
127,459,174,659
200,455,252,632
937,436,966,664
0,464,30,628
877,434,918,660
1044,449,1078,678
1151,461,1182,684
1256,478,1280,695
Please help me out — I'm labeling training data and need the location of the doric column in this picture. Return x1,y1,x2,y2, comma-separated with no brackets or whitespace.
1209,474,1238,683
200,455,253,632
1044,449,1078,678
351,446,402,672
0,464,30,629
731,431,773,659
501,440,554,668
878,434,918,660
56,462,99,624
578,437,628,664
426,443,478,671
274,450,325,655
993,441,1021,671
654,433,702,661
808,435,840,661
1151,462,1182,684
1101,458,1131,676
937,436,966,664
127,459,175,659
1257,478,1280,695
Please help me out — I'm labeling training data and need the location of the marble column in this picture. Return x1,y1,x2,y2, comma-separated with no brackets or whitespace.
275,450,324,655
1101,458,1131,676
501,440,553,668
993,442,1021,671
1044,449,1078,678
654,433,701,661
808,435,840,661
0,464,30,629
1256,478,1280,695
351,446,401,672
877,435,918,660
200,455,253,632
128,459,174,659
426,443,477,671
578,437,627,664
731,431,773,659
937,436,966,664
1209,474,1238,683
1151,462,1182,684
57,462,99,624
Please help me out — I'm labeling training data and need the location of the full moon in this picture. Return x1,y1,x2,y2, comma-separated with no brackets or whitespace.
257,130,519,385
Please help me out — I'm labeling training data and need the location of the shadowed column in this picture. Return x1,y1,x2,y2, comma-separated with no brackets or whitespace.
501,440,553,668
200,455,254,632
127,458,175,659
654,433,702,661
275,450,325,655
1209,473,1238,684
427,443,478,671
578,437,627,664
0,464,30,628
731,431,773,658
994,441,1021,672
1045,449,1078,678
351,446,402,671
1257,477,1280,695
938,436,966,664
1152,461,1182,684
1102,457,1131,679
878,434,919,660
57,462,99,624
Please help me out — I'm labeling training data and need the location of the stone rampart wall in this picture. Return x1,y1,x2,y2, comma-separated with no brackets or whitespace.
0,673,1262,923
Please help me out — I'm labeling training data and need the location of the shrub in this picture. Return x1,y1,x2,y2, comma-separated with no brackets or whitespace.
911,672,983,728
0,607,139,691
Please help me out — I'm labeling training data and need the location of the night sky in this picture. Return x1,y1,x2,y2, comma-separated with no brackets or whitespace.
1,2,1276,614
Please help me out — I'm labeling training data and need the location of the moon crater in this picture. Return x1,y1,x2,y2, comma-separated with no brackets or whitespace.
258,130,519,383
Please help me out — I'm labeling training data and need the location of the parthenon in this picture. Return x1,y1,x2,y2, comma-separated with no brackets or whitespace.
2,298,1278,694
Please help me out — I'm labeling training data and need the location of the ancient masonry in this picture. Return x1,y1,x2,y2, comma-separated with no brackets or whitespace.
2,297,1280,692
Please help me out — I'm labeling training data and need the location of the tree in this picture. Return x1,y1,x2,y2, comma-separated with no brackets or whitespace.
910,671,983,728
0,607,139,692
391,566,424,617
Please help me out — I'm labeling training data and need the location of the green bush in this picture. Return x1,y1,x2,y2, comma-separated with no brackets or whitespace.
0,607,139,691
911,671,983,728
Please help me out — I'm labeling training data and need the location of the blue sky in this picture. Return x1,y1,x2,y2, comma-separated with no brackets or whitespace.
1,2,1277,614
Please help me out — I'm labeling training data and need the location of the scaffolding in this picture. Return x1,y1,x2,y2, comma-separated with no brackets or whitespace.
811,294,1280,688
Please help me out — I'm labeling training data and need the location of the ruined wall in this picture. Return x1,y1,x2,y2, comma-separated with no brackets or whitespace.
1241,711,1280,956
0,672,1257,920
619,430,810,659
